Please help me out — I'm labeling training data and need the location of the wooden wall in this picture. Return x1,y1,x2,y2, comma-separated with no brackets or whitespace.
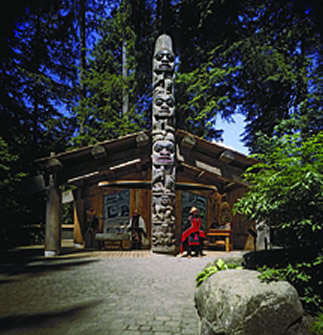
73,181,252,250
227,187,255,250
73,184,152,247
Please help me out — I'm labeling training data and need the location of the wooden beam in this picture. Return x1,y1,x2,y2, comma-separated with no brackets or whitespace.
57,150,149,185
180,135,196,150
136,133,149,147
180,148,245,181
196,160,222,176
91,145,107,159
97,179,220,192
176,129,257,169
197,171,205,179
179,162,248,189
98,180,151,188
219,150,235,163
109,158,141,171
47,158,63,169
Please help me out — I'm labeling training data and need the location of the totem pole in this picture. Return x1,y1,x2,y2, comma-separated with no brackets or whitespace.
151,34,177,254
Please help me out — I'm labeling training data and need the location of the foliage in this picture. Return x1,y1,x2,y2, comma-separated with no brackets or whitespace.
174,0,322,146
0,137,45,247
74,0,322,144
195,258,242,287
0,1,90,245
1,1,80,158
62,202,74,226
72,0,153,146
175,49,238,140
234,128,323,249
0,137,27,214
311,312,323,335
258,256,323,314
235,124,323,316
0,138,25,186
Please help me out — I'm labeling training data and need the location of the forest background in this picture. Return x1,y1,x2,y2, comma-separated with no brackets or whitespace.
0,0,322,247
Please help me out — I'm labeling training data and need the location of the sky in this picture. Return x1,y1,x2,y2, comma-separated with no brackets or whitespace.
215,114,249,155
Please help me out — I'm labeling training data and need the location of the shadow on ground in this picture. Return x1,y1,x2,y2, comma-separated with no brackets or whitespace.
0,300,101,331
0,246,100,277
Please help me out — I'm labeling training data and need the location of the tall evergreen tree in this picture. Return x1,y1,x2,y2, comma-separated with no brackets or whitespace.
0,0,83,244
172,0,322,147
1,1,79,166
72,0,156,146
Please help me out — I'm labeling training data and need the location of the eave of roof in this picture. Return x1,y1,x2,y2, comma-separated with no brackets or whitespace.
35,129,255,188
176,129,257,169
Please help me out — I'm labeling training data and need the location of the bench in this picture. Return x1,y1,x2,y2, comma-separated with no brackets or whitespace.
206,229,233,252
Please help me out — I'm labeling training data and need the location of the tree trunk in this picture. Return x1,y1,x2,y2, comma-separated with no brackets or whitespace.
122,39,129,115
79,0,86,100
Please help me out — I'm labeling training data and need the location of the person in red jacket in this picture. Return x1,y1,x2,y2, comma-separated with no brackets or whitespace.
181,207,206,258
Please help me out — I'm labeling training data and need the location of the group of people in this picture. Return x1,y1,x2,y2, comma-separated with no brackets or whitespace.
126,206,206,257
84,207,148,250
84,206,206,257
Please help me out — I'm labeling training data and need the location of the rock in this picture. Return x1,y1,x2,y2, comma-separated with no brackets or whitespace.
195,269,305,335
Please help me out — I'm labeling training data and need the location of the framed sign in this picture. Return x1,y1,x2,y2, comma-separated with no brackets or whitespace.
103,190,130,233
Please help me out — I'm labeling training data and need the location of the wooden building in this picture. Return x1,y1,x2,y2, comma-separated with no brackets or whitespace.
37,129,256,256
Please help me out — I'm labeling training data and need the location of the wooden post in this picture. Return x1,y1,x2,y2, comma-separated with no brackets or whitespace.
151,34,177,254
44,173,61,257
73,187,84,248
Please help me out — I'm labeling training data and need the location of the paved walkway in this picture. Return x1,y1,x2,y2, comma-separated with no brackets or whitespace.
0,247,245,335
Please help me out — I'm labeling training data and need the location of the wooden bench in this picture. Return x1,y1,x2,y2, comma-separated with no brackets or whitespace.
95,232,131,250
206,229,233,252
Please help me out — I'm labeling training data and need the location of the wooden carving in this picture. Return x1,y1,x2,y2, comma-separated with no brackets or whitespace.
152,34,176,253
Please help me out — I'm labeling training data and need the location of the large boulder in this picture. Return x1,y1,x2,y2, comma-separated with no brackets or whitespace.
195,269,305,335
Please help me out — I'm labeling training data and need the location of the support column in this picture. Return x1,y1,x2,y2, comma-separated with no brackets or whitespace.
73,187,84,249
151,34,177,254
45,173,61,257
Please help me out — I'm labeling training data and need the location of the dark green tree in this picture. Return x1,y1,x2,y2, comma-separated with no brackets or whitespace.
171,0,322,144
1,1,80,165
0,1,85,245
72,0,156,146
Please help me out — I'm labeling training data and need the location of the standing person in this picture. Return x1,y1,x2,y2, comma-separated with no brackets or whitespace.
84,208,100,249
181,207,206,258
127,209,147,249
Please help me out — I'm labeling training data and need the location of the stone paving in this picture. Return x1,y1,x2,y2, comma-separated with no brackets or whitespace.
0,247,245,335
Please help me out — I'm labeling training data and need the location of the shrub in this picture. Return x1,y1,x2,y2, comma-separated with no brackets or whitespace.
196,258,242,287
258,255,323,315
311,312,323,335
234,128,323,316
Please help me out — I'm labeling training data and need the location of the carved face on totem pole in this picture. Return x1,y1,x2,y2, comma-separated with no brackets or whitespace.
153,93,175,118
153,35,175,94
152,140,175,165
153,48,175,73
